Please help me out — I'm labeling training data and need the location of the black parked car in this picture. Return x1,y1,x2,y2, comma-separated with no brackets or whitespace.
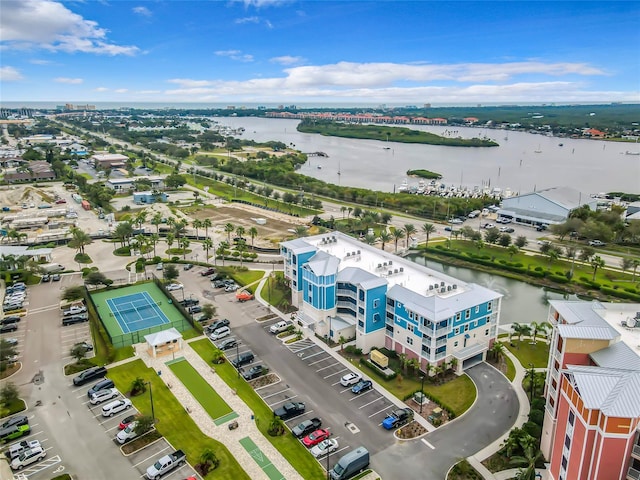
232,351,255,368
201,268,216,276
216,337,237,351
188,305,202,314
205,318,230,334
0,415,28,430
0,323,18,334
72,366,107,386
0,316,21,325
179,298,199,307
242,365,264,380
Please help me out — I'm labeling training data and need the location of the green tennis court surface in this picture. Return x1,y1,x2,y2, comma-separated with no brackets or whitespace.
239,437,285,480
90,281,192,348
167,358,234,422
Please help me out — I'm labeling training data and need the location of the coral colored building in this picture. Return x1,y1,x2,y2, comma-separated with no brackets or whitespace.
541,300,640,480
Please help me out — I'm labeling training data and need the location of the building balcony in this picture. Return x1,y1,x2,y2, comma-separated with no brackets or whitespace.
435,351,446,361
337,288,356,299
436,338,447,348
627,467,640,480
336,300,356,310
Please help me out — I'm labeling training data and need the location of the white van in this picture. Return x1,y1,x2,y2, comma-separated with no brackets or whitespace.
102,398,132,417
6,440,41,460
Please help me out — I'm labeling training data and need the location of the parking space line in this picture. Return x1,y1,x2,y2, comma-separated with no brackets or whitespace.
316,362,340,372
132,445,170,467
301,350,325,360
349,390,375,401
358,396,384,409
421,438,436,449
288,343,315,353
369,406,393,418
267,395,297,407
307,356,332,366
260,388,291,400
283,410,313,423
339,387,352,393
323,368,347,379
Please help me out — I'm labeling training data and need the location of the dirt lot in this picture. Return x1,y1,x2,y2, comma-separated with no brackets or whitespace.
186,203,303,246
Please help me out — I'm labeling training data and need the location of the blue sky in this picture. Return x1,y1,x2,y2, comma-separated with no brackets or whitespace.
1,0,639,105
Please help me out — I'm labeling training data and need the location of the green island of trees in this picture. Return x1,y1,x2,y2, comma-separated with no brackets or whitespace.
406,169,442,180
297,120,499,147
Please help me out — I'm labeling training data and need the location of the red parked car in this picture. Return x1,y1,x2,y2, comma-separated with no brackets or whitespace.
118,414,137,430
302,429,330,447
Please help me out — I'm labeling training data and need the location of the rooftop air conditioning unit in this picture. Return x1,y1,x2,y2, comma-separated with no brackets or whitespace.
399,267,404,272
346,252,351,257
389,260,393,265
388,270,393,276
357,250,361,254
429,285,434,290
440,281,445,287
394,269,398,274
440,288,446,294
447,286,451,291
452,284,457,290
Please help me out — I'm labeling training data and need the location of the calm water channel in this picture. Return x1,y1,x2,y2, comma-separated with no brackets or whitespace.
408,254,579,326
215,116,639,195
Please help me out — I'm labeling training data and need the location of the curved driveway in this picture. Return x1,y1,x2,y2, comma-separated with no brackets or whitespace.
372,363,518,479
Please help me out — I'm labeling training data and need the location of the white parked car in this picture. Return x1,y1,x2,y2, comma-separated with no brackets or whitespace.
89,388,119,405
102,398,133,417
269,320,292,334
10,446,46,470
6,439,41,460
166,283,184,291
209,326,231,341
224,284,239,292
116,421,140,444
63,305,87,316
340,372,363,387
310,438,339,458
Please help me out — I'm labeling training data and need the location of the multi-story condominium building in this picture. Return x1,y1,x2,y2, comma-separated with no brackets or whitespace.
540,300,640,480
280,232,502,373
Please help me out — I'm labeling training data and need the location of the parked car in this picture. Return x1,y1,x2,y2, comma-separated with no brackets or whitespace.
209,326,231,341
51,274,61,282
213,279,227,288
340,372,362,387
3,338,18,347
156,262,163,270
242,365,264,380
87,378,115,398
62,314,89,326
118,414,138,430
224,284,239,292
269,320,292,334
232,351,255,368
102,398,132,417
63,306,87,317
1,316,21,325
73,366,107,386
292,417,322,438
216,337,237,351
201,267,216,276
165,283,183,291
179,298,199,307
55,199,67,204
236,291,254,302
273,401,305,420
116,421,140,444
0,415,28,430
0,424,30,443
0,324,19,333
183,264,194,271
205,319,230,333
73,341,93,351
41,274,51,282
188,305,202,314
311,438,339,458
382,408,414,430
10,446,45,470
589,240,606,247
5,439,40,460
351,379,373,394
302,428,330,447
89,388,119,405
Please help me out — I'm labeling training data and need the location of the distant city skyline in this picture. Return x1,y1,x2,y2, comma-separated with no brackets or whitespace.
1,1,639,104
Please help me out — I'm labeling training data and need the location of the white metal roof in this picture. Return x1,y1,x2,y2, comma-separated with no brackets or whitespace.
144,327,182,347
557,324,619,340
590,341,640,371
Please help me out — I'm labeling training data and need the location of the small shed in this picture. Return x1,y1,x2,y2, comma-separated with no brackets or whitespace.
134,191,168,204
144,327,183,358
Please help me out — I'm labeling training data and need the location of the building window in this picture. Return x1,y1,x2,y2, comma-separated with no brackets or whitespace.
387,298,395,307
456,312,461,321
454,341,458,347
464,324,469,332
564,434,571,449
487,301,493,312
359,290,365,301
475,306,479,314
407,337,413,345
408,324,414,333
568,410,574,426
561,456,567,470
409,311,414,320
454,327,460,335
373,299,380,308
465,309,470,319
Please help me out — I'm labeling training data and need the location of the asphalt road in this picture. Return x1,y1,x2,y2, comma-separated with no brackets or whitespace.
373,363,518,479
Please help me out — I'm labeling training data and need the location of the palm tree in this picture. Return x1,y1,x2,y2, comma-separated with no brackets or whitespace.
392,228,404,252
404,223,416,248
510,444,543,480
363,233,377,245
378,231,391,251
224,223,234,244
632,259,640,282
511,323,526,343
508,244,520,259
236,239,247,267
236,226,245,241
249,227,258,250
166,232,175,251
203,238,212,260
422,223,436,247
69,227,92,254
590,255,605,281
294,226,307,238
347,206,353,221
150,233,159,257
192,219,202,239
491,342,504,361
180,238,190,260
198,448,220,475
202,218,212,238
529,321,551,342
151,212,163,234
134,210,148,232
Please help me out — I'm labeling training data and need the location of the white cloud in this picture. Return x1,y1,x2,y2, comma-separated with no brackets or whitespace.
239,0,288,7
54,77,83,84
0,66,24,81
235,16,260,24
132,6,152,17
215,50,254,62
94,87,109,92
1,0,139,56
270,55,304,66
115,88,129,93
29,59,53,65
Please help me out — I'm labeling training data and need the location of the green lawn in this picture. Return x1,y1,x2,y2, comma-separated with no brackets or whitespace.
503,339,550,369
108,360,250,480
259,274,288,307
504,355,516,382
190,339,325,480
168,359,233,421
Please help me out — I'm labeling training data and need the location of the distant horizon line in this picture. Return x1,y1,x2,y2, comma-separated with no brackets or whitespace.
2,101,639,110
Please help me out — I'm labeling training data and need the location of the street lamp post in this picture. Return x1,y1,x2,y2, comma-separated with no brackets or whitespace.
420,373,426,414
235,341,242,378
146,381,155,424
528,363,535,402
326,444,331,480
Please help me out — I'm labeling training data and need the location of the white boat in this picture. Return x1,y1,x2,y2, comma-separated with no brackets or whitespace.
397,179,409,192
625,151,640,156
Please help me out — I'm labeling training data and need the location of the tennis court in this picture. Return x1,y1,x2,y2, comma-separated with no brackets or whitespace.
90,282,193,348
106,291,169,333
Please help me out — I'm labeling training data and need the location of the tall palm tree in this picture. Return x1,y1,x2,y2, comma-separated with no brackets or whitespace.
632,259,640,282
236,226,245,240
590,255,605,281
202,218,212,238
150,233,159,257
340,206,346,219
294,225,307,238
378,231,392,251
69,227,92,254
491,342,504,361
166,232,175,251
422,222,436,247
404,223,416,248
249,227,258,250
134,211,148,232
180,238,190,260
509,445,543,480
392,228,404,252
192,219,202,239
236,239,247,267
151,212,163,234
203,238,213,261
224,223,234,244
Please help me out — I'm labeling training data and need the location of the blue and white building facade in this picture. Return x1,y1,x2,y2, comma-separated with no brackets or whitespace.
281,231,503,372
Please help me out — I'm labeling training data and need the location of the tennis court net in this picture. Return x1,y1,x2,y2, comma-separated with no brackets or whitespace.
112,303,157,316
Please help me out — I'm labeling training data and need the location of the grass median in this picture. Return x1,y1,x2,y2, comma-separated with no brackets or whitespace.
108,359,250,480
190,338,325,480
503,339,550,369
